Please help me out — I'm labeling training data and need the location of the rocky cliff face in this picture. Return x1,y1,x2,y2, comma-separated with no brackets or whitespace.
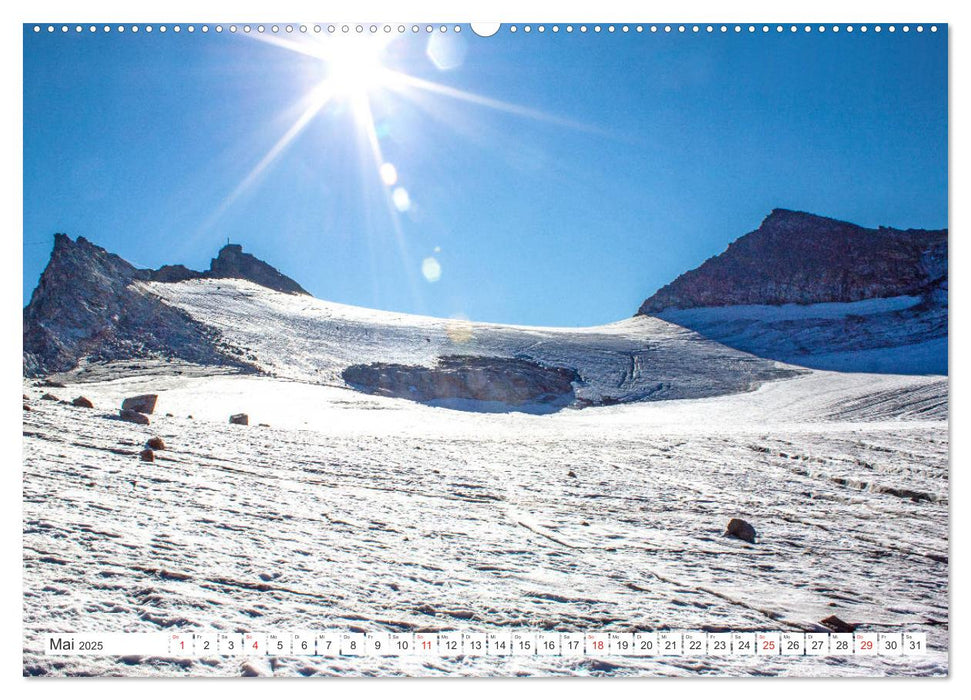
638,209,947,314
22,235,302,376
637,210,948,375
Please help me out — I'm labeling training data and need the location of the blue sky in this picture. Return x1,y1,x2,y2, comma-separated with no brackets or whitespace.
23,24,947,326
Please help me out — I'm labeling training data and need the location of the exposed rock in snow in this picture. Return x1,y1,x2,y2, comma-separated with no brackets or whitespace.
139,448,155,462
119,408,150,425
122,394,158,415
229,413,249,425
71,396,93,408
147,437,166,450
725,518,757,544
820,615,857,633
342,355,580,412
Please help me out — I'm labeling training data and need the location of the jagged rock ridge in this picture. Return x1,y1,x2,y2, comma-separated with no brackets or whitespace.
638,209,946,314
135,243,309,295
23,235,293,376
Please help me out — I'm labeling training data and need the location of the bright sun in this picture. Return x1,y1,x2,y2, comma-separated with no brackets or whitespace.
322,36,395,97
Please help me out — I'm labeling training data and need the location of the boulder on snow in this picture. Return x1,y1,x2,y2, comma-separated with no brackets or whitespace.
230,413,249,426
725,518,757,544
139,448,155,462
122,394,158,414
23,403,31,411
72,396,94,408
820,615,856,633
146,436,166,450
41,393,58,401
119,408,150,425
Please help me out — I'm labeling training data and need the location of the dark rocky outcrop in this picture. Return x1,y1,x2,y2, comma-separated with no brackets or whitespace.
724,518,757,544
639,210,947,313
343,355,580,412
122,394,157,415
205,244,308,295
146,264,199,284
139,448,155,462
72,396,93,408
23,235,254,377
136,244,308,294
229,413,249,425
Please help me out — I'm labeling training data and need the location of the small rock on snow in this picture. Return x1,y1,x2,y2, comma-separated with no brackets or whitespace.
147,436,166,450
820,615,857,633
725,517,757,544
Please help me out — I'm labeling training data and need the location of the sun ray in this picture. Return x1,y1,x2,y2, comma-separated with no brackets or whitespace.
354,93,426,312
384,71,605,135
245,32,330,62
200,28,601,301
202,82,336,232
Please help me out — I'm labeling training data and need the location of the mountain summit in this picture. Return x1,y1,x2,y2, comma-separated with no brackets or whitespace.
638,209,946,314
206,244,308,295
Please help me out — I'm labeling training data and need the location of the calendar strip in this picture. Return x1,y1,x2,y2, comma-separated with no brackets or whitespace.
44,631,927,657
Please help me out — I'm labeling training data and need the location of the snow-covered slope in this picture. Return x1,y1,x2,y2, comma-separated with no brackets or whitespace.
21,226,949,678
122,277,801,409
22,368,949,677
656,296,947,375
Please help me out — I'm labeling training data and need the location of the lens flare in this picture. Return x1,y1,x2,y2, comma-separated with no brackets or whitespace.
421,256,442,282
379,162,398,186
392,187,411,212
445,314,473,343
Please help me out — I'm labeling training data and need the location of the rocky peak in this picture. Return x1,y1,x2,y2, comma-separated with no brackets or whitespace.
23,235,257,376
206,243,308,295
637,210,947,314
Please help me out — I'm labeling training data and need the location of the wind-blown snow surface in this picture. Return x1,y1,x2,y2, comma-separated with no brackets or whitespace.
23,364,948,677
655,296,947,375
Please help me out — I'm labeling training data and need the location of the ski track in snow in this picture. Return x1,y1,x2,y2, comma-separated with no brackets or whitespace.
23,366,948,677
